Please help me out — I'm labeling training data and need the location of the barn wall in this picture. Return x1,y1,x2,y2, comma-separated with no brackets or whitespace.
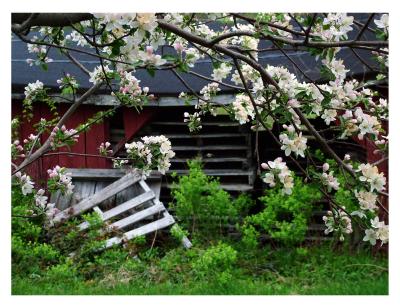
12,101,155,183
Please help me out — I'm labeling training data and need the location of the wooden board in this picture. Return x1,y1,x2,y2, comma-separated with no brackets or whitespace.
50,169,192,250
52,172,141,223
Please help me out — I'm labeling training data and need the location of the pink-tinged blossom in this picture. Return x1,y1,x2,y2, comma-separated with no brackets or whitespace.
357,163,386,192
321,171,340,191
323,207,353,241
261,157,294,195
15,172,35,195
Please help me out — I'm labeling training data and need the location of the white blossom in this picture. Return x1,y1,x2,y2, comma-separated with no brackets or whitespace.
232,94,255,124
211,63,231,82
374,14,389,35
89,65,113,84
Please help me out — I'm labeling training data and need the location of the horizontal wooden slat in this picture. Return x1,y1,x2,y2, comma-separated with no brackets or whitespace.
170,157,248,163
163,133,247,139
102,190,155,220
105,213,175,248
78,190,156,230
110,202,165,230
166,169,252,176
52,172,141,224
151,121,240,126
66,168,162,180
163,183,253,191
172,145,248,151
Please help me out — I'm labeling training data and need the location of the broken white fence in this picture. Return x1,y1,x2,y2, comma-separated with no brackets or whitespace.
50,168,191,249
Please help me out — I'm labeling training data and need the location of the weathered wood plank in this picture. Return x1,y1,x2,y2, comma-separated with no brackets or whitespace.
166,169,252,176
164,133,246,139
163,183,253,192
151,121,238,126
181,236,192,249
78,190,155,230
170,157,248,163
148,181,162,199
52,172,141,224
109,202,165,230
93,206,103,216
102,190,155,221
105,213,175,248
65,168,161,180
172,145,247,151
94,181,116,211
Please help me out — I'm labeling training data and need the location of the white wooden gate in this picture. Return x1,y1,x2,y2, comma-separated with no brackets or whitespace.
51,169,191,249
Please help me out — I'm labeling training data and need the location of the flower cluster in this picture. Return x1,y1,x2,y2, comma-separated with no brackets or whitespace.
357,163,386,192
363,217,388,246
230,24,259,59
184,111,202,133
33,189,58,219
89,65,114,84
199,82,220,101
138,46,167,67
211,63,231,82
320,163,340,192
232,93,255,124
322,58,349,83
98,142,113,156
318,13,354,42
49,125,79,149
256,13,293,38
47,166,74,195
56,74,79,93
14,172,35,195
24,80,44,101
260,157,294,195
354,107,382,140
322,207,353,241
354,190,378,212
279,124,307,158
65,30,87,47
374,14,388,36
11,140,25,160
125,135,175,175
26,36,53,66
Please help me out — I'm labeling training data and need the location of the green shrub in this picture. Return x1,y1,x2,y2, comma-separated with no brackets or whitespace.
169,159,253,240
45,259,78,281
192,242,237,284
242,176,322,245
12,235,60,275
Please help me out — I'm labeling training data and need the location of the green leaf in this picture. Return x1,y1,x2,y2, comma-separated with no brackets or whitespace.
146,67,156,77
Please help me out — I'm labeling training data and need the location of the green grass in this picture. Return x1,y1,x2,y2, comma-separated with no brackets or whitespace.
12,245,388,295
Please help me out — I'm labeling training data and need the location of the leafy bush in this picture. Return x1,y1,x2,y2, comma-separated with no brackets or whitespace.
169,159,254,240
241,176,322,245
192,242,238,284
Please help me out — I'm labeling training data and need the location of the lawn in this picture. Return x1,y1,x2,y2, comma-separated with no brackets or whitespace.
12,245,388,295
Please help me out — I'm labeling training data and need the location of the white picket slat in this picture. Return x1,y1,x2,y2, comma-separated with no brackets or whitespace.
105,213,175,248
53,172,141,224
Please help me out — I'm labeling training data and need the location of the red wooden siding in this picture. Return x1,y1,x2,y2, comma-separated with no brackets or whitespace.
12,101,155,182
83,105,110,169
123,107,154,139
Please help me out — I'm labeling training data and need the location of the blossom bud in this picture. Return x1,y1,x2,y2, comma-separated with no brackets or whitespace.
146,46,153,55
143,87,149,93
261,163,269,170
173,42,184,53
344,154,351,161
322,163,329,172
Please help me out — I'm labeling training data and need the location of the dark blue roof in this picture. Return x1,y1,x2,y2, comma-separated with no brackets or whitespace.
12,14,378,96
